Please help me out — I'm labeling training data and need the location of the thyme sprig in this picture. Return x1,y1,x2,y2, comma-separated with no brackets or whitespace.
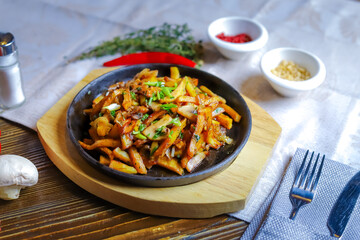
73,23,203,65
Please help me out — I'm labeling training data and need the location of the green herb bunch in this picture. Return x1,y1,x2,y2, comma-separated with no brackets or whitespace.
74,23,203,65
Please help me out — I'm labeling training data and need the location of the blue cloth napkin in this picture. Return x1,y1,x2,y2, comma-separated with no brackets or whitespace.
241,148,360,240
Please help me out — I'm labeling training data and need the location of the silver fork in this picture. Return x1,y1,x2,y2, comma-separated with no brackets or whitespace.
289,150,325,220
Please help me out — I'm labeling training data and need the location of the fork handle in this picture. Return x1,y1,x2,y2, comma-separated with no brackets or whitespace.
289,207,300,220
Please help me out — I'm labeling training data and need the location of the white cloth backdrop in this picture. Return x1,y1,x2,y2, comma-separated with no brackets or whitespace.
1,0,359,222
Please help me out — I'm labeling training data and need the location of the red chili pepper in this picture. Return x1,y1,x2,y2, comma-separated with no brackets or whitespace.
103,52,196,68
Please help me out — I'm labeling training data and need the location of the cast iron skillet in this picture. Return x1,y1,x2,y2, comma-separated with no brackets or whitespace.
67,64,252,187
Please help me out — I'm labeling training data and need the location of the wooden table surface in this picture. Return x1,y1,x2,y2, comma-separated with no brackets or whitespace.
0,118,248,240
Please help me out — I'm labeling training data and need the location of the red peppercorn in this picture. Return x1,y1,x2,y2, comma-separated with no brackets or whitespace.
216,32,252,43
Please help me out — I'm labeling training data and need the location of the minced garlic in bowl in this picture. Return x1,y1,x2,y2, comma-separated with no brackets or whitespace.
260,47,326,97
271,60,311,81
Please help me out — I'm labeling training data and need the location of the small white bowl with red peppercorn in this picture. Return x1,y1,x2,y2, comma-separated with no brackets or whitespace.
208,16,268,60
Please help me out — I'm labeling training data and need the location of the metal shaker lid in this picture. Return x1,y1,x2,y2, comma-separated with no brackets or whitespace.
0,32,17,56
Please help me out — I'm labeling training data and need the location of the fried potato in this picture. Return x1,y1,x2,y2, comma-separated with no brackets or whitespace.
79,67,241,175
109,160,137,174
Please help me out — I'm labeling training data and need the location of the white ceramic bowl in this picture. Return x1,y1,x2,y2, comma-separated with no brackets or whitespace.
260,48,326,97
208,16,268,59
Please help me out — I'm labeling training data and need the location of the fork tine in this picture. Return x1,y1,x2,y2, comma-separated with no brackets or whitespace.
300,151,314,188
310,154,325,191
305,153,320,190
294,150,309,186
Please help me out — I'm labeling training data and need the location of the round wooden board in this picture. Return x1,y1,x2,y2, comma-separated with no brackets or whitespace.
37,67,281,218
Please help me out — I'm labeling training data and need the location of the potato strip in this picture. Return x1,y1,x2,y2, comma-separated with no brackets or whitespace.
79,139,121,150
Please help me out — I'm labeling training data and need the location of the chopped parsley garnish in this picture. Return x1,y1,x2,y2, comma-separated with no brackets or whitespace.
135,133,147,140
144,81,164,87
150,146,159,156
168,130,174,139
161,86,173,98
153,126,166,139
160,103,177,112
110,110,116,117
138,123,146,132
141,114,149,121
157,90,165,100
194,134,200,142
147,92,157,105
170,117,181,126
132,123,146,135
130,91,137,100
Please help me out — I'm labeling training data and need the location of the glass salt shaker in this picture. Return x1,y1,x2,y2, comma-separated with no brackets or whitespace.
0,32,25,111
